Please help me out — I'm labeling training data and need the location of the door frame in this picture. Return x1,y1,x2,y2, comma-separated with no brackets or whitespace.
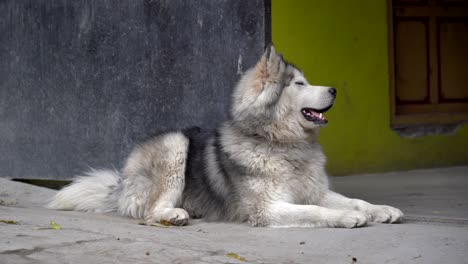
387,0,468,128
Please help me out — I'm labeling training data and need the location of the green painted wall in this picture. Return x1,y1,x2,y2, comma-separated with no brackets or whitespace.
272,0,468,175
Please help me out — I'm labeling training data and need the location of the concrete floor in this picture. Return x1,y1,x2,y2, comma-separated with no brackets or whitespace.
1,167,467,264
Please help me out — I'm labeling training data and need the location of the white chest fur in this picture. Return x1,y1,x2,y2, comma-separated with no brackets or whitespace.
222,128,329,205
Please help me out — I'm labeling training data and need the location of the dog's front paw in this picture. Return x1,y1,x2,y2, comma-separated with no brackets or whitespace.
330,210,369,228
145,208,190,226
366,205,403,223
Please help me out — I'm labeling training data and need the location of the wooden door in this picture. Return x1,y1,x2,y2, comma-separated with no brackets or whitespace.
389,0,468,126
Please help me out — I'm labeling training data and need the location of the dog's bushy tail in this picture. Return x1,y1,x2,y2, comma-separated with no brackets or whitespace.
47,169,121,213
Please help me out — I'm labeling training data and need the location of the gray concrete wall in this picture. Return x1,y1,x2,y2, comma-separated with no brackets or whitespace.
0,0,270,179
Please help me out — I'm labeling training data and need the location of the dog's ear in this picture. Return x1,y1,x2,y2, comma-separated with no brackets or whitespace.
263,44,273,61
256,44,286,80
255,45,272,72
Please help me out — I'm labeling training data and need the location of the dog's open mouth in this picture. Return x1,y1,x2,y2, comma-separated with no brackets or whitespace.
301,105,333,124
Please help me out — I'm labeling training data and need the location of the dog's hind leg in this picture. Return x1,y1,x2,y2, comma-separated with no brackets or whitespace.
121,132,190,226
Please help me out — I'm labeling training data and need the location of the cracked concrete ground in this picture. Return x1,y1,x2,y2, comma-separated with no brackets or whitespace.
1,167,467,263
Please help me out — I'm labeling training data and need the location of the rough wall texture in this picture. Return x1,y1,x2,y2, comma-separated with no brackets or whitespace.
0,0,270,179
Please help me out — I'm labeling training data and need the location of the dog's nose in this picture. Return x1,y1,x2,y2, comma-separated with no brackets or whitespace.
328,88,337,96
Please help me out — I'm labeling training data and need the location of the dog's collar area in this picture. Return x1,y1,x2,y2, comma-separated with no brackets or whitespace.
301,108,328,123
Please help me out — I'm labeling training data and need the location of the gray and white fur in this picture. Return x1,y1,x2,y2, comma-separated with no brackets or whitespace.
49,46,403,228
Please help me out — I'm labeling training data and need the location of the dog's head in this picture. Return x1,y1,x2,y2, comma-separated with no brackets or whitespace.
231,45,336,142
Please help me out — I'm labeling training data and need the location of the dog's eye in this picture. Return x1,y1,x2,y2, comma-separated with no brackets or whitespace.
295,81,305,86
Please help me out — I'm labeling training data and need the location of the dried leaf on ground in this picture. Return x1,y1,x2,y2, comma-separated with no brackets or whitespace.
159,220,173,226
0,219,18,224
49,221,61,230
149,222,171,228
138,221,171,228
97,249,117,254
226,253,246,262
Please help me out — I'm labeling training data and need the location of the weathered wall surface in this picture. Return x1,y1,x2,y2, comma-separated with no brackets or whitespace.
0,0,270,179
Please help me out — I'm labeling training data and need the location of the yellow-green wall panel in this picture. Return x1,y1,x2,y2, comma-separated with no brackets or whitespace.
272,0,468,175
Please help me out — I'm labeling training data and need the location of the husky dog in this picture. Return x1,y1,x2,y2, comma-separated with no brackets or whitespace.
49,46,403,228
